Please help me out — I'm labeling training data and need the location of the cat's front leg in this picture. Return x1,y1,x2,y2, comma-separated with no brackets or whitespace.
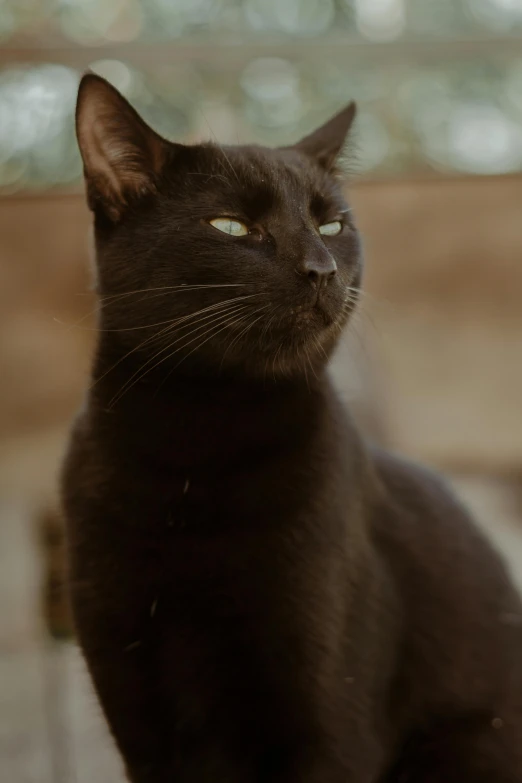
70,582,172,782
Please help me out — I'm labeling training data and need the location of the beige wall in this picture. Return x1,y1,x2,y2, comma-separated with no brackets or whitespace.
0,175,521,499
352,174,522,471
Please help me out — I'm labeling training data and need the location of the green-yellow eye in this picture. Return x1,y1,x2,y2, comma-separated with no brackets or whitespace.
209,218,249,237
319,221,342,237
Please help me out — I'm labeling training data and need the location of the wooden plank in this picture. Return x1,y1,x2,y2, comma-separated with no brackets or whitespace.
0,499,51,783
0,648,52,783
64,644,125,783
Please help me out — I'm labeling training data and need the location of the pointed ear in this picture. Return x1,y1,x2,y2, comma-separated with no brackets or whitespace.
76,73,170,221
290,102,357,171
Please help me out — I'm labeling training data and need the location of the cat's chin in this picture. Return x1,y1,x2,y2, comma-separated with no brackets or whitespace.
167,295,354,381
238,315,345,380
289,297,353,340
292,306,333,330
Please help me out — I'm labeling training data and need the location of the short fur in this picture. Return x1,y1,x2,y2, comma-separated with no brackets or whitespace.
62,74,522,783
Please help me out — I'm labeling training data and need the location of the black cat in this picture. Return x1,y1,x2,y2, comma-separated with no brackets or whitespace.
62,74,522,782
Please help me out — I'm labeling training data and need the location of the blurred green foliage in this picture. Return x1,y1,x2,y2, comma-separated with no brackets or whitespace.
0,0,521,190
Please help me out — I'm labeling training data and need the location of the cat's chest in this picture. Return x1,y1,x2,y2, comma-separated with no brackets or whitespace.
88,458,346,648
116,460,299,540
100,477,283,597
103,490,327,648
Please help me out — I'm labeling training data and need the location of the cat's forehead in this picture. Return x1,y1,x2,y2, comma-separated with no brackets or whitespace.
198,142,338,202
216,145,325,189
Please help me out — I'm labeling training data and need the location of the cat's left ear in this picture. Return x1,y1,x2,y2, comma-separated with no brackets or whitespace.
76,73,173,221
289,102,357,171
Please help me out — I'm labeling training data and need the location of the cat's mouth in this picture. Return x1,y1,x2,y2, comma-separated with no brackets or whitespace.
286,286,357,340
290,297,337,330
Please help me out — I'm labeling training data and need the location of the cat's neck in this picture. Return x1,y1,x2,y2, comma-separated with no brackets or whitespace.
89,352,333,473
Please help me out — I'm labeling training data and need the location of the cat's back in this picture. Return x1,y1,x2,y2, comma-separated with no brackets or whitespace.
369,446,522,721
370,446,520,606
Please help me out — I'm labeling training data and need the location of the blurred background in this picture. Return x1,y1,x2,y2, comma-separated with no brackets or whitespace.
1,1,521,780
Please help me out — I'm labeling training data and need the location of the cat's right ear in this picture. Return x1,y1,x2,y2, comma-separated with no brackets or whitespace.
289,102,357,172
76,73,172,221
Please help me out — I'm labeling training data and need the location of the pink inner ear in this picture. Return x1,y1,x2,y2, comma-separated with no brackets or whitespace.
76,74,168,217
86,115,128,202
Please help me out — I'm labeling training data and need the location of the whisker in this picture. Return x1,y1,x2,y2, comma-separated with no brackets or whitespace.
109,303,251,403
144,300,252,369
301,348,311,392
97,283,247,305
81,293,261,333
272,342,283,381
151,307,267,396
260,313,277,344
220,305,270,366
91,296,259,391
154,309,258,395
109,303,252,407
58,284,249,333
175,306,270,372
217,146,241,186
313,335,328,361
198,108,241,185
185,172,231,186
307,346,319,381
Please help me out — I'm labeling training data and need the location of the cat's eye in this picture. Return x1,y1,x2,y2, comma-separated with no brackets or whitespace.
319,221,342,237
209,218,249,237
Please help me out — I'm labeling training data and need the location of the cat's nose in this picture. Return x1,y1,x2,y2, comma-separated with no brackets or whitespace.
299,253,337,290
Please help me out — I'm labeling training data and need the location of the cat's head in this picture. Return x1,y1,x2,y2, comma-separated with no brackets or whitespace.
77,74,362,382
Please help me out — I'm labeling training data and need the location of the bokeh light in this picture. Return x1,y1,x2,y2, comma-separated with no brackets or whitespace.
467,0,522,32
0,1,521,190
353,0,406,41
240,58,305,129
0,65,80,190
244,0,335,36
60,0,144,44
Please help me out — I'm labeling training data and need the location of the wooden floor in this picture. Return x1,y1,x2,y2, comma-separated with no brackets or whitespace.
0,492,125,783
1,472,521,782
0,642,124,783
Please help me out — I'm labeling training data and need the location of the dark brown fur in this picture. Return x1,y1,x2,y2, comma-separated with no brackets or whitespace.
62,74,522,782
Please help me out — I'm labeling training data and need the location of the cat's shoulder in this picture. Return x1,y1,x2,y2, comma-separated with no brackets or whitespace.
369,445,455,510
367,445,518,604
367,444,495,563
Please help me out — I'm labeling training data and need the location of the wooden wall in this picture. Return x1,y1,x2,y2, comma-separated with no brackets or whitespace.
1,176,521,783
0,174,521,502
352,174,522,472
